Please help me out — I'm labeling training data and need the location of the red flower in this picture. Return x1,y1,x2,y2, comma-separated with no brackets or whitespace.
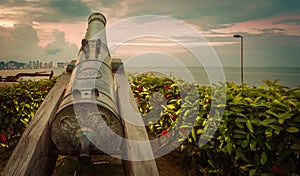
272,165,285,175
0,134,7,143
165,84,171,89
161,130,169,137
137,87,143,92
164,93,168,98
40,85,47,91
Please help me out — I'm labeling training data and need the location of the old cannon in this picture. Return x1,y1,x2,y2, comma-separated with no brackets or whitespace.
2,12,158,176
50,12,123,163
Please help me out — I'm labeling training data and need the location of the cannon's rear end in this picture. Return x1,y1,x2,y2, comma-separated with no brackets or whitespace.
50,13,123,163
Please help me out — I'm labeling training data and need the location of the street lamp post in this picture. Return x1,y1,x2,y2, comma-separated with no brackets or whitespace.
233,34,244,85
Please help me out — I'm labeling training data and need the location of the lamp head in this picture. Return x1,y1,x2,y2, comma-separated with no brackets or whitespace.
233,34,242,38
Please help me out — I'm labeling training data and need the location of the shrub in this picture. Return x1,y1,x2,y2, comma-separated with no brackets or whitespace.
130,74,300,176
0,77,58,161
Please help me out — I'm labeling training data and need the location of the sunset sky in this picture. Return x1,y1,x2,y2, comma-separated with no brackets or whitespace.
0,0,299,67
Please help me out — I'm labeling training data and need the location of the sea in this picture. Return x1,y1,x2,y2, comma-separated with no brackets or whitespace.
0,67,299,88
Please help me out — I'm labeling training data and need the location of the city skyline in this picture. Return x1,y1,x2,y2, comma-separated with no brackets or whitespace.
0,60,68,70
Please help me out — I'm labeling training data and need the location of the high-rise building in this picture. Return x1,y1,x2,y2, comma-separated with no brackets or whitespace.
0,61,4,70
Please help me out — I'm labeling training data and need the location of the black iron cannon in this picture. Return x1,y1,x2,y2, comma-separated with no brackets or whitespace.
0,71,53,82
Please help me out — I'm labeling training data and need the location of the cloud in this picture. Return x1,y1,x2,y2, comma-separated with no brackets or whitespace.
0,24,42,57
0,23,78,63
44,30,78,59
209,14,300,36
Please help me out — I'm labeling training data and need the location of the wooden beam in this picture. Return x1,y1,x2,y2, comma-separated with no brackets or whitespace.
2,73,70,176
115,70,159,176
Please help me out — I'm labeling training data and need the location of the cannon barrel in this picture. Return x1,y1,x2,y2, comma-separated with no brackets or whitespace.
50,13,123,163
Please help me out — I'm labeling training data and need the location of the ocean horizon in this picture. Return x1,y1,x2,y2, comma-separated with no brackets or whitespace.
0,66,299,88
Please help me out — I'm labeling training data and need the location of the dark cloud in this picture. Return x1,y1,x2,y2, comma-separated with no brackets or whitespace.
123,0,300,30
0,0,92,23
49,0,91,17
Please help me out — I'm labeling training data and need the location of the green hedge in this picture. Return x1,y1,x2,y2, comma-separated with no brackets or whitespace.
0,77,58,163
130,73,300,176
1,73,299,175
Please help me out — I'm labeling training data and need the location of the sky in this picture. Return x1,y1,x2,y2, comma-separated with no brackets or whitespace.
0,0,299,67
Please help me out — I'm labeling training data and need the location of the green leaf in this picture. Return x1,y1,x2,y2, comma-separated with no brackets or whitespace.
286,121,300,128
260,118,277,126
13,100,18,105
286,127,299,133
265,128,273,137
288,100,297,107
242,139,249,148
236,148,249,162
232,134,246,139
250,140,257,150
249,169,256,176
230,106,244,112
266,110,279,118
234,129,247,134
269,124,283,131
25,103,31,109
260,151,267,165
265,142,272,150
227,142,233,155
235,121,244,129
207,159,215,169
191,128,197,142
273,99,287,108
246,120,254,133
15,106,19,112
250,119,261,126
278,118,285,124
294,116,300,122
235,117,247,123
239,164,254,171
290,144,300,150
278,112,293,119
167,104,176,109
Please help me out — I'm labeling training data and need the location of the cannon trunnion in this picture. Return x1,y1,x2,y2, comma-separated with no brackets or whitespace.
50,13,123,163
